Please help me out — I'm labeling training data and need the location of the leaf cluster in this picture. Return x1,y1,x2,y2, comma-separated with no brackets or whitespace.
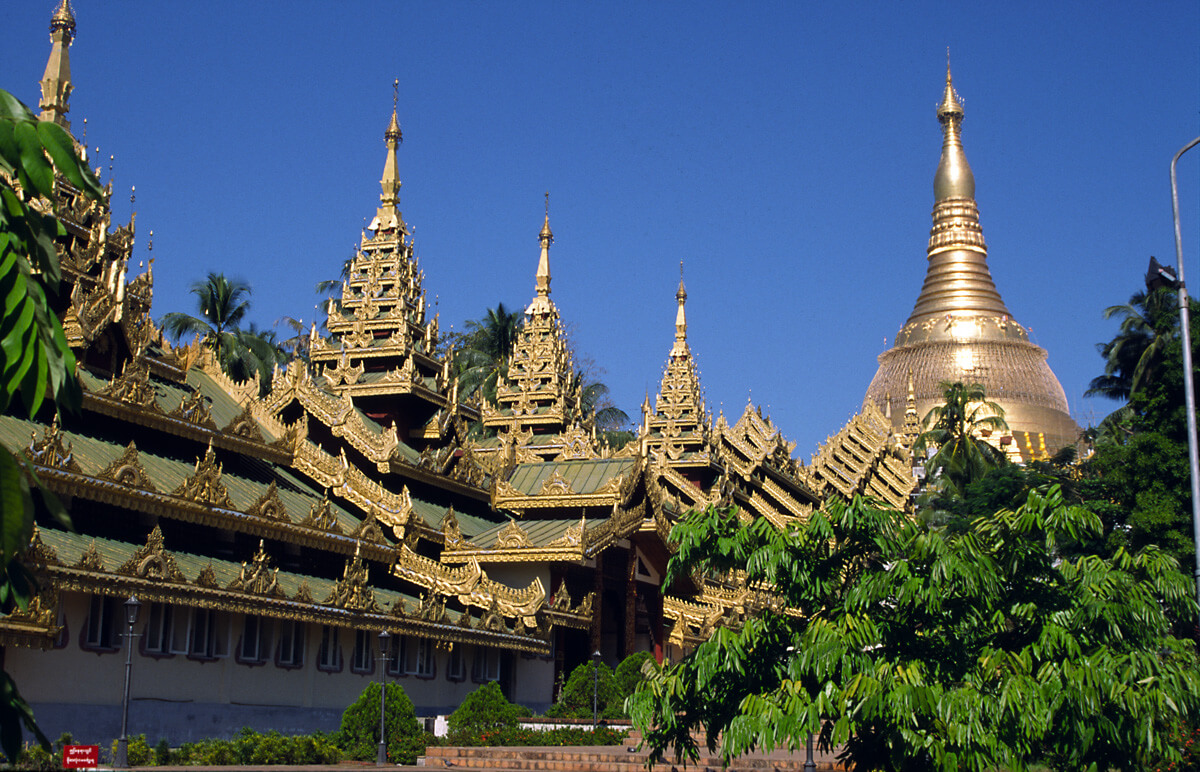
631,489,1200,771
336,681,424,764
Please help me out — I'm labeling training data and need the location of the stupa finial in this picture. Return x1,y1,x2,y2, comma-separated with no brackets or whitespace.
39,0,76,130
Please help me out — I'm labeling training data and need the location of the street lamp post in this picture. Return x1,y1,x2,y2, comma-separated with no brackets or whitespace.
377,631,391,766
591,650,601,729
1169,136,1200,615
114,596,141,769
803,732,817,771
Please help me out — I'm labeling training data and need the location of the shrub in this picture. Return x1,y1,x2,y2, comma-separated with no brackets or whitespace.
612,651,656,710
337,681,424,764
447,682,526,744
545,660,619,720
154,738,172,765
109,734,153,767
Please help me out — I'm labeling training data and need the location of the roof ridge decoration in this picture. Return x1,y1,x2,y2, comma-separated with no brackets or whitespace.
299,490,343,534
808,402,915,511
324,545,380,612
245,481,289,522
224,403,266,443
39,0,75,129
97,441,157,492
641,272,710,466
117,525,187,583
101,358,158,409
227,540,285,597
171,388,217,429
27,418,83,474
172,442,234,510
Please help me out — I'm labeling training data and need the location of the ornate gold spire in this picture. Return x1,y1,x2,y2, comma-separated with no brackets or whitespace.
39,0,75,130
642,269,709,467
530,193,554,316
370,80,405,236
863,63,1079,461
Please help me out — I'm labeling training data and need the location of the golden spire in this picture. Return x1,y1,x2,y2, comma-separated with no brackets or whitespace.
39,0,75,130
369,80,404,235
671,261,688,357
529,193,553,315
902,61,1010,329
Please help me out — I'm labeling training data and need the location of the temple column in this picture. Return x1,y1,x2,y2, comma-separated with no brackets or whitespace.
590,553,603,655
624,549,637,657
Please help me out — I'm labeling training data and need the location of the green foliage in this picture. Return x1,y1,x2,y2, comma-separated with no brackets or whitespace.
337,681,424,764
109,734,153,767
612,651,656,708
545,659,620,720
914,381,1009,497
448,681,526,743
153,737,171,765
431,725,628,748
0,87,102,764
450,302,524,404
169,728,341,766
630,490,1200,771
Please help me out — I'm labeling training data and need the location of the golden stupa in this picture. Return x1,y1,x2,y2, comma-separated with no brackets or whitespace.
863,64,1079,460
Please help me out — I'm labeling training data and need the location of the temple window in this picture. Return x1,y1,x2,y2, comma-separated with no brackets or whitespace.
405,637,434,677
81,595,119,651
446,645,464,681
351,629,374,674
188,608,226,660
385,635,405,677
317,625,342,672
238,614,271,665
143,603,182,656
471,647,500,682
276,620,305,669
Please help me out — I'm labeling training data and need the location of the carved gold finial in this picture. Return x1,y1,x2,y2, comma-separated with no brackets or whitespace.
39,0,75,129
534,195,553,301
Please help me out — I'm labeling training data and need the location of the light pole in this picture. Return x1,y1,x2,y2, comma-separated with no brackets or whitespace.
803,732,817,771
591,650,602,729
1170,136,1200,614
114,596,141,769
377,631,390,766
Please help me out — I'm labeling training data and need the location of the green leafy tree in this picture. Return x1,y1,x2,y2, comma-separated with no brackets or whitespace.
629,490,1200,771
337,681,423,764
914,381,1008,497
612,651,656,711
452,303,523,404
0,87,103,762
1087,287,1178,402
545,659,619,720
160,273,284,393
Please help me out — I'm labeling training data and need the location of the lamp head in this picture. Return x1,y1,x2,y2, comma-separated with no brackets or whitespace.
124,595,141,627
378,630,391,654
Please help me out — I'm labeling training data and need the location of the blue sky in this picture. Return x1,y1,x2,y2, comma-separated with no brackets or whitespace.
6,1,1199,457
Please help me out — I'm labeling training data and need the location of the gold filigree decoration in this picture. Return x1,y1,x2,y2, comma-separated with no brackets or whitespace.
75,541,106,572
170,388,216,429
351,515,386,544
118,525,187,583
538,469,575,496
27,420,83,474
417,592,447,624
173,443,234,509
388,596,407,617
101,359,158,409
195,563,219,589
547,515,586,549
246,481,289,522
494,519,532,550
97,441,157,492
324,548,379,612
300,490,343,534
480,599,506,632
224,403,265,443
227,540,283,597
294,580,314,604
441,507,464,549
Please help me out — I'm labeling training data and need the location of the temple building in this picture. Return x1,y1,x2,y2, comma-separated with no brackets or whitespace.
863,65,1080,460
3,3,915,744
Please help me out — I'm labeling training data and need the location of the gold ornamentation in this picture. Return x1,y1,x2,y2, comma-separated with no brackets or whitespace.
324,548,379,612
98,441,157,491
75,541,105,572
171,388,216,429
494,519,531,549
227,540,284,597
351,515,386,544
246,481,289,522
173,443,234,509
195,563,219,589
101,359,158,409
538,470,575,496
300,490,342,533
294,580,314,603
118,526,187,583
224,403,265,442
27,419,82,474
441,507,464,549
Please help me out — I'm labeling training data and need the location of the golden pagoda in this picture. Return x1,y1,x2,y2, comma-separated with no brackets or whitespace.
863,63,1079,459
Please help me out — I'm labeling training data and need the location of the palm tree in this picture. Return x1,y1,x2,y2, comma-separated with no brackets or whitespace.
161,273,282,392
1086,287,1177,402
453,303,524,403
914,381,1009,495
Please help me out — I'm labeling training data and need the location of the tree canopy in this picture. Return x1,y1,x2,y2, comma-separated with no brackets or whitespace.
629,490,1200,771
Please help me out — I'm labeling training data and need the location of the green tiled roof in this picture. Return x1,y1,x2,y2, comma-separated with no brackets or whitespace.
469,518,584,550
507,458,636,496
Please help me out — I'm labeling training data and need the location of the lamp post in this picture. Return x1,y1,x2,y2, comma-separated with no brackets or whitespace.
591,650,601,729
1169,136,1200,614
803,732,817,771
114,596,141,769
377,631,391,766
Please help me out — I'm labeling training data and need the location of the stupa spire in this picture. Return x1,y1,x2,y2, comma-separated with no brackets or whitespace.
369,80,405,236
903,59,1010,328
39,0,75,130
672,262,688,357
529,193,554,315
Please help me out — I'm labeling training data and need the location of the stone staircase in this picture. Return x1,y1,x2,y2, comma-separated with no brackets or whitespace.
421,730,844,771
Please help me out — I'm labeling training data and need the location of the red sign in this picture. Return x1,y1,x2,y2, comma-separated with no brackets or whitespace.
62,745,99,769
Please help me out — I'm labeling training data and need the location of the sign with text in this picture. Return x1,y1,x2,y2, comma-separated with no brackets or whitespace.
62,745,99,769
